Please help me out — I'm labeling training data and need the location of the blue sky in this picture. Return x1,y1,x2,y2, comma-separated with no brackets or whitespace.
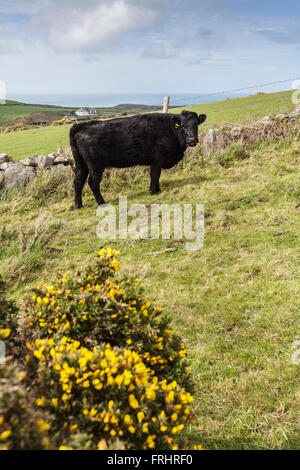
0,0,299,95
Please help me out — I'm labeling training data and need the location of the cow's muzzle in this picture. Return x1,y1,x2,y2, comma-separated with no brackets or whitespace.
187,139,198,147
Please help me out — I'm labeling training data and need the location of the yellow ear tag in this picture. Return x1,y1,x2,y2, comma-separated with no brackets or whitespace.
175,123,180,128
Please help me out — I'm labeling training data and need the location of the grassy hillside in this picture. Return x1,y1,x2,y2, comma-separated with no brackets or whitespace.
0,91,299,448
0,100,168,129
170,90,294,125
0,90,295,161
0,100,75,124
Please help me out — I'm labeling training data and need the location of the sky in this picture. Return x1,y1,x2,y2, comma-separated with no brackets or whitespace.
0,0,300,96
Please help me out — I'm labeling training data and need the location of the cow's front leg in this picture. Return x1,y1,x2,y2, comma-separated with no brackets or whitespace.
150,163,161,195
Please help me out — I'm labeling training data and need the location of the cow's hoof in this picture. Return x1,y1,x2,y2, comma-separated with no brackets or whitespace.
150,190,161,195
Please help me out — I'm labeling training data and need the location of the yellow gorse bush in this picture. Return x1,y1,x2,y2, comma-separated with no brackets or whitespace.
25,336,195,449
0,249,202,450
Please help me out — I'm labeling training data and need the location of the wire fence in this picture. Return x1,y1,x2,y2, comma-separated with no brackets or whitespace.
171,76,300,104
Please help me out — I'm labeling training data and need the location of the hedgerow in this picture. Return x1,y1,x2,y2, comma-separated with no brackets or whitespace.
0,249,203,450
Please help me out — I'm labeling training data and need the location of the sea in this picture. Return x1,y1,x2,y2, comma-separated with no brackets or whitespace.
7,92,250,108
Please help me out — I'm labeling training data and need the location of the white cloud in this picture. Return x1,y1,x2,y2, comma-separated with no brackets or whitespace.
46,0,158,51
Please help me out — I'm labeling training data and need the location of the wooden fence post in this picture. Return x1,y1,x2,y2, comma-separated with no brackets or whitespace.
163,96,170,113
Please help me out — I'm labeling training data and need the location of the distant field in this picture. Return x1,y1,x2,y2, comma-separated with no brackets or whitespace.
0,89,295,160
0,100,74,123
0,99,166,126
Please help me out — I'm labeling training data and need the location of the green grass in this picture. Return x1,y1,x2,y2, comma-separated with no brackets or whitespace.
0,124,73,160
0,100,74,123
0,90,295,161
1,96,299,448
170,90,294,126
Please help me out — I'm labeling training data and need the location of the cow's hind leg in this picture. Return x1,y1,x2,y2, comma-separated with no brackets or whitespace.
150,163,162,195
74,163,88,209
88,169,106,205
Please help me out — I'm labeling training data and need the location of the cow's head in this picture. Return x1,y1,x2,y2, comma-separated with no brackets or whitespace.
174,110,207,147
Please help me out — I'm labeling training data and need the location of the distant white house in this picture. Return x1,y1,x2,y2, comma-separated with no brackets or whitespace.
75,107,98,117
63,115,76,121
75,107,90,117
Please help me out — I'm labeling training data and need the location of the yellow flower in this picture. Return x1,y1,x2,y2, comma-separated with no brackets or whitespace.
0,430,11,440
124,414,133,426
137,411,144,423
97,439,107,450
128,426,136,434
0,329,11,338
146,435,156,449
145,388,156,401
129,394,139,409
70,424,78,432
108,400,114,410
165,391,174,403
194,444,204,450
59,446,73,450
142,422,149,433
36,420,50,432
36,397,45,407
89,408,97,417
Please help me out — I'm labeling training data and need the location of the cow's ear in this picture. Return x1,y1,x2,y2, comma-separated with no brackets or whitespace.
198,114,207,124
172,115,182,128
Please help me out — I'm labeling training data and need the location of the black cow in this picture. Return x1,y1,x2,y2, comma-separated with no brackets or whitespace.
70,110,207,208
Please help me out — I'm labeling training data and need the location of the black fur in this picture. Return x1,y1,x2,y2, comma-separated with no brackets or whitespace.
70,110,207,208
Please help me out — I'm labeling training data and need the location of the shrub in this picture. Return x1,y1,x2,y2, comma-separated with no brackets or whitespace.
25,337,195,450
0,363,52,450
0,249,202,450
23,248,192,389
